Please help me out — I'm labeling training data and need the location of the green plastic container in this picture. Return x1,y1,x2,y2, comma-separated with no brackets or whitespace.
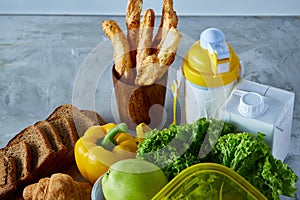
152,163,267,200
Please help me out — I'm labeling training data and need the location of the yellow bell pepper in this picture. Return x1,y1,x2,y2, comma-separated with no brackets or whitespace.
136,123,152,143
74,123,138,184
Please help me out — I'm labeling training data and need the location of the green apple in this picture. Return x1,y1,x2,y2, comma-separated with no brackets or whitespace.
102,158,168,200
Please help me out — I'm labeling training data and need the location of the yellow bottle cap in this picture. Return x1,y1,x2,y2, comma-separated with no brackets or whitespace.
182,38,240,88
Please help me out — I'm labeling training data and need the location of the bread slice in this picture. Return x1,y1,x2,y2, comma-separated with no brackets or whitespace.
35,120,68,174
48,116,78,168
47,104,97,137
0,156,17,199
7,126,56,179
80,110,106,126
0,142,32,187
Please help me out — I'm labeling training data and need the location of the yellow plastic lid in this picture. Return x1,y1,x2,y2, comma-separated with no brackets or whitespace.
152,163,267,200
182,41,240,88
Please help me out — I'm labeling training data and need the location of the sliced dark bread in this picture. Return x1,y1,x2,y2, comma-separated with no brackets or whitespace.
0,142,32,187
80,110,107,126
7,126,56,179
0,156,17,199
48,116,78,169
34,120,68,174
47,104,98,137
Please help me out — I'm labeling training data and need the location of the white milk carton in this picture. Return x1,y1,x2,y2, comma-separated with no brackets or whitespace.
219,79,295,161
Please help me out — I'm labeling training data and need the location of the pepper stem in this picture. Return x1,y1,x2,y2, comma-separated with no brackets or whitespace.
100,123,128,150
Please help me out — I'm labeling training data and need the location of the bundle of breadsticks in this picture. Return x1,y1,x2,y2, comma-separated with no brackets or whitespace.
102,0,182,86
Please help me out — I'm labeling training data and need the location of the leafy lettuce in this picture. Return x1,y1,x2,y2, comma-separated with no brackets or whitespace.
212,132,298,199
136,118,236,180
136,119,298,199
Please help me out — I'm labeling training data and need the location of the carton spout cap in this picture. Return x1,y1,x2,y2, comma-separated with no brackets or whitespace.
238,92,265,117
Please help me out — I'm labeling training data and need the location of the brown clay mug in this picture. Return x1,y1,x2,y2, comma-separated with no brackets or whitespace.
112,66,168,130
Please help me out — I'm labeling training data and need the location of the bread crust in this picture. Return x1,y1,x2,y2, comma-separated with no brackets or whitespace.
7,126,56,180
35,120,68,175
47,104,97,137
0,156,17,199
0,142,33,188
48,116,78,170
80,110,106,126
102,20,133,81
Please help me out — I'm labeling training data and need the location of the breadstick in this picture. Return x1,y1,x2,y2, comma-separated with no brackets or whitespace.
162,0,174,13
102,20,133,80
136,9,155,75
152,0,173,47
153,11,178,53
157,27,182,67
135,28,181,85
135,54,160,85
126,0,143,66
152,0,178,51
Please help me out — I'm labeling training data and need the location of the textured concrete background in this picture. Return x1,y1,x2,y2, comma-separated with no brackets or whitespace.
0,15,299,199
1,0,300,15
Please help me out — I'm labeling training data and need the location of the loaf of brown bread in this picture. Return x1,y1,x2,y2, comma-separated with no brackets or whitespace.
80,109,106,126
7,126,56,179
0,156,17,199
35,121,68,174
47,104,99,137
1,104,106,199
48,116,78,169
0,142,32,187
